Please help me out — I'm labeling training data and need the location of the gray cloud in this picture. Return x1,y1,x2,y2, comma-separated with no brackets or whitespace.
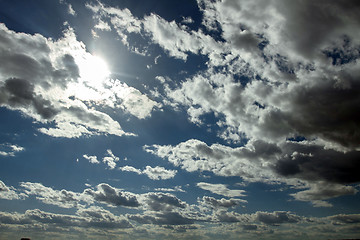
84,183,140,208
256,211,302,226
199,196,246,209
143,192,186,212
128,212,194,225
197,182,246,198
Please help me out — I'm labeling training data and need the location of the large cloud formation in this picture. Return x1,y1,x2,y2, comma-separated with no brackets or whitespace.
0,23,160,138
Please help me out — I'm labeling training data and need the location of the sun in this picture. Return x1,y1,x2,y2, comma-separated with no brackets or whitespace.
78,54,110,88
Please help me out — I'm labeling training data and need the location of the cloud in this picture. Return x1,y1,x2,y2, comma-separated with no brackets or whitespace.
0,180,26,200
142,166,177,180
199,196,247,209
290,182,358,207
255,211,302,226
119,165,177,180
142,192,186,212
196,182,246,198
0,22,161,138
20,182,86,208
127,212,194,226
154,186,185,193
0,143,25,157
144,139,280,183
102,149,119,169
84,183,140,208
83,154,99,164
0,208,132,229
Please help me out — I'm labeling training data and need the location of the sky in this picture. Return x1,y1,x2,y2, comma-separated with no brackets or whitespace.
0,0,360,239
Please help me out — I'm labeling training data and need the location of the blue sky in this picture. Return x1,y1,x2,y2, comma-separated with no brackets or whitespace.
1,0,360,239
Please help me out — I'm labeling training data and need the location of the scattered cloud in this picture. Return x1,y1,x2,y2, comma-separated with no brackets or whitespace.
0,180,26,200
102,149,119,169
84,183,140,208
119,165,177,180
196,182,246,198
0,143,24,157
83,154,100,164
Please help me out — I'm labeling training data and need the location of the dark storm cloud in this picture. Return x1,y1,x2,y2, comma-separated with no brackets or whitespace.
84,183,140,208
274,142,360,184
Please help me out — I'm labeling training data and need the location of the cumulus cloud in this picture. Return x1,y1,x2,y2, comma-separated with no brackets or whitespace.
0,143,24,157
20,182,86,208
197,182,246,198
0,180,26,200
83,154,99,164
84,183,140,208
102,149,119,169
0,208,132,229
119,165,177,180
0,22,161,138
142,192,186,212
255,211,303,226
199,196,246,209
144,139,281,183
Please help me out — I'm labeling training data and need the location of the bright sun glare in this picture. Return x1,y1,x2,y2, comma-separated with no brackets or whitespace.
79,55,110,87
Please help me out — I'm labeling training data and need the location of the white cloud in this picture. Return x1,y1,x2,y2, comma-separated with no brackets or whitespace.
0,23,137,138
83,154,99,164
102,149,119,169
0,180,26,200
197,182,246,198
142,166,177,180
119,165,177,180
0,143,24,157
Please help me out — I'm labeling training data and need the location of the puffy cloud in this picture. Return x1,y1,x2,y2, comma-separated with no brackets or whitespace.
0,180,26,200
119,165,177,180
197,182,246,198
142,166,177,180
102,149,119,169
0,208,132,229
199,196,246,209
20,182,86,208
142,192,186,212
83,154,99,164
144,139,281,183
84,183,140,208
0,22,161,138
0,143,24,157
119,165,142,175
255,211,302,226
128,212,194,226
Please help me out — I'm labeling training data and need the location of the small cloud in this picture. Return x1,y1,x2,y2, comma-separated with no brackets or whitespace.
0,143,25,157
197,182,246,198
102,149,119,169
83,154,100,164
119,165,177,180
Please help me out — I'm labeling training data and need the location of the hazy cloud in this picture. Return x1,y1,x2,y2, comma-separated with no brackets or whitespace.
197,182,246,198
119,165,177,180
